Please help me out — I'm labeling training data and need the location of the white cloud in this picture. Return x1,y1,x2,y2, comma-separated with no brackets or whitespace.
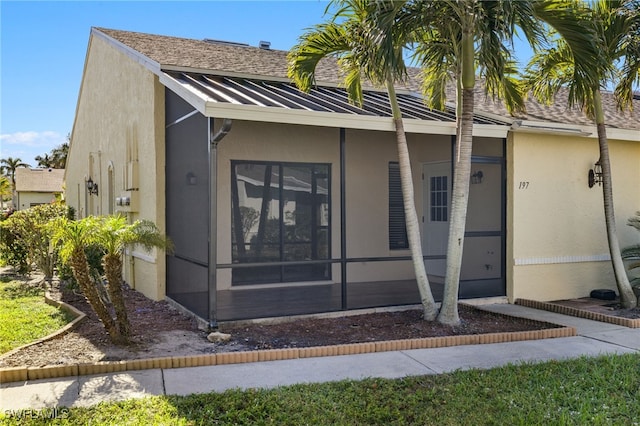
0,131,65,147
0,131,67,166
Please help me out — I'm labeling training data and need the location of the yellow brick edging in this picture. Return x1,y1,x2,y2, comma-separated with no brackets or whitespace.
515,298,640,328
0,316,575,384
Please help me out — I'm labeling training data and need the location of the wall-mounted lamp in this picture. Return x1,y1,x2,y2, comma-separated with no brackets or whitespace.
86,177,99,196
588,160,603,188
471,170,484,184
186,172,197,185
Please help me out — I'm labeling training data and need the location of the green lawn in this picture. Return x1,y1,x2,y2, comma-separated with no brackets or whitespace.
2,353,638,425
0,278,75,354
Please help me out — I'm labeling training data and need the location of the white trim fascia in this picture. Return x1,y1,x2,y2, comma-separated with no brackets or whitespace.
511,120,640,142
514,254,611,266
511,120,593,137
203,101,509,136
159,73,208,116
607,127,640,142
472,125,510,138
92,28,162,75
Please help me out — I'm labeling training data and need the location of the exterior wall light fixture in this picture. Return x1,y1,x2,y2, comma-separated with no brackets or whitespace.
588,160,603,188
86,177,99,196
471,170,484,184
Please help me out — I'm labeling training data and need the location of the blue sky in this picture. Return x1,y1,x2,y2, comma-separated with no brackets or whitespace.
1,1,534,167
0,0,331,166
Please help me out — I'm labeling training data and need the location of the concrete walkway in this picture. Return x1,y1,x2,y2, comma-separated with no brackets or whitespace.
2,304,639,410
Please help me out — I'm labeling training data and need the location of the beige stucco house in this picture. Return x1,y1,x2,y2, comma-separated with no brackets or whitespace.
66,27,640,326
14,168,65,210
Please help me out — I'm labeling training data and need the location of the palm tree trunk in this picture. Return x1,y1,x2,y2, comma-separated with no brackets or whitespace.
437,86,474,326
387,80,438,321
70,248,126,344
594,90,636,308
438,24,475,326
103,253,132,337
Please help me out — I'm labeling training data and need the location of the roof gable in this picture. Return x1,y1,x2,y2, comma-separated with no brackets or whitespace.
15,168,65,193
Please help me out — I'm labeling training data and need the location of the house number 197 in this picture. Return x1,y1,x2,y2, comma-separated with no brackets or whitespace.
518,181,530,190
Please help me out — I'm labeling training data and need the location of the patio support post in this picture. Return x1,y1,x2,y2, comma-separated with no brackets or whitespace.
340,128,347,310
208,117,232,329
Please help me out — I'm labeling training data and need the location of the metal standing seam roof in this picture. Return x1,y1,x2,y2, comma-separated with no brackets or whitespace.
163,71,507,126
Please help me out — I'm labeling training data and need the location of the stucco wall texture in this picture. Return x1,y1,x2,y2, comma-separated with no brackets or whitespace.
66,34,166,300
507,132,640,302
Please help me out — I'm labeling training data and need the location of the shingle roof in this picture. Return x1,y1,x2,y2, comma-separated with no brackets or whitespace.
96,27,640,131
15,168,65,193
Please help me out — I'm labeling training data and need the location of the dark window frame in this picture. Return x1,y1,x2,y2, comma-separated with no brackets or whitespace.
231,160,332,285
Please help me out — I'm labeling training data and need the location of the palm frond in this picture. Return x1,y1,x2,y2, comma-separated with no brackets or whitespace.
287,22,351,93
628,212,640,232
622,244,640,260
533,0,603,89
614,0,640,109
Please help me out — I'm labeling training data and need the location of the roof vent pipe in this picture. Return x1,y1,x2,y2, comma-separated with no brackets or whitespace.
259,40,271,50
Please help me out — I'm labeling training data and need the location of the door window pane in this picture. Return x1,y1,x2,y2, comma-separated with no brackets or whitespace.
430,176,448,222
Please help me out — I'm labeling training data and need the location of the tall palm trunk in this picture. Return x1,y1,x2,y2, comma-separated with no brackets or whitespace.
70,247,126,344
438,24,475,326
387,80,438,320
103,253,132,337
594,90,636,308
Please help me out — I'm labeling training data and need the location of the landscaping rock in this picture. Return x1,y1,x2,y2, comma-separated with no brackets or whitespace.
207,332,232,343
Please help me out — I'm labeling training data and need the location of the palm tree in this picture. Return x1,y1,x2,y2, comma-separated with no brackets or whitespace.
50,141,69,169
288,0,439,320
93,215,172,337
408,0,544,325
0,157,30,187
50,216,127,344
526,0,639,308
35,153,54,168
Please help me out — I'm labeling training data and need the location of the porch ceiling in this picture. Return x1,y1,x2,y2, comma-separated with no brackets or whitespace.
160,71,511,137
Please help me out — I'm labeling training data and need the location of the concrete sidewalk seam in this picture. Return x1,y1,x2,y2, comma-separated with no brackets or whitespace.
583,335,640,352
398,350,439,375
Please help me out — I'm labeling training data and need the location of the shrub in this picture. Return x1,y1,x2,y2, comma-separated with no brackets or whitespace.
0,203,71,280
0,214,29,274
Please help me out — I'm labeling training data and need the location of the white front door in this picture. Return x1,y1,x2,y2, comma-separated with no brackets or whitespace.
422,162,451,277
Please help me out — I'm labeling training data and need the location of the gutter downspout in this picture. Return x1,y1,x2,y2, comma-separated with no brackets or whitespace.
128,212,136,289
208,118,233,330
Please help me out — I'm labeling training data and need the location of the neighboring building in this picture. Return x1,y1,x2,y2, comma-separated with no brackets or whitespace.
66,27,640,326
13,168,65,210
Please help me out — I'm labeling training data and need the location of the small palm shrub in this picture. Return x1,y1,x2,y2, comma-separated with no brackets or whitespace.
50,214,171,345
